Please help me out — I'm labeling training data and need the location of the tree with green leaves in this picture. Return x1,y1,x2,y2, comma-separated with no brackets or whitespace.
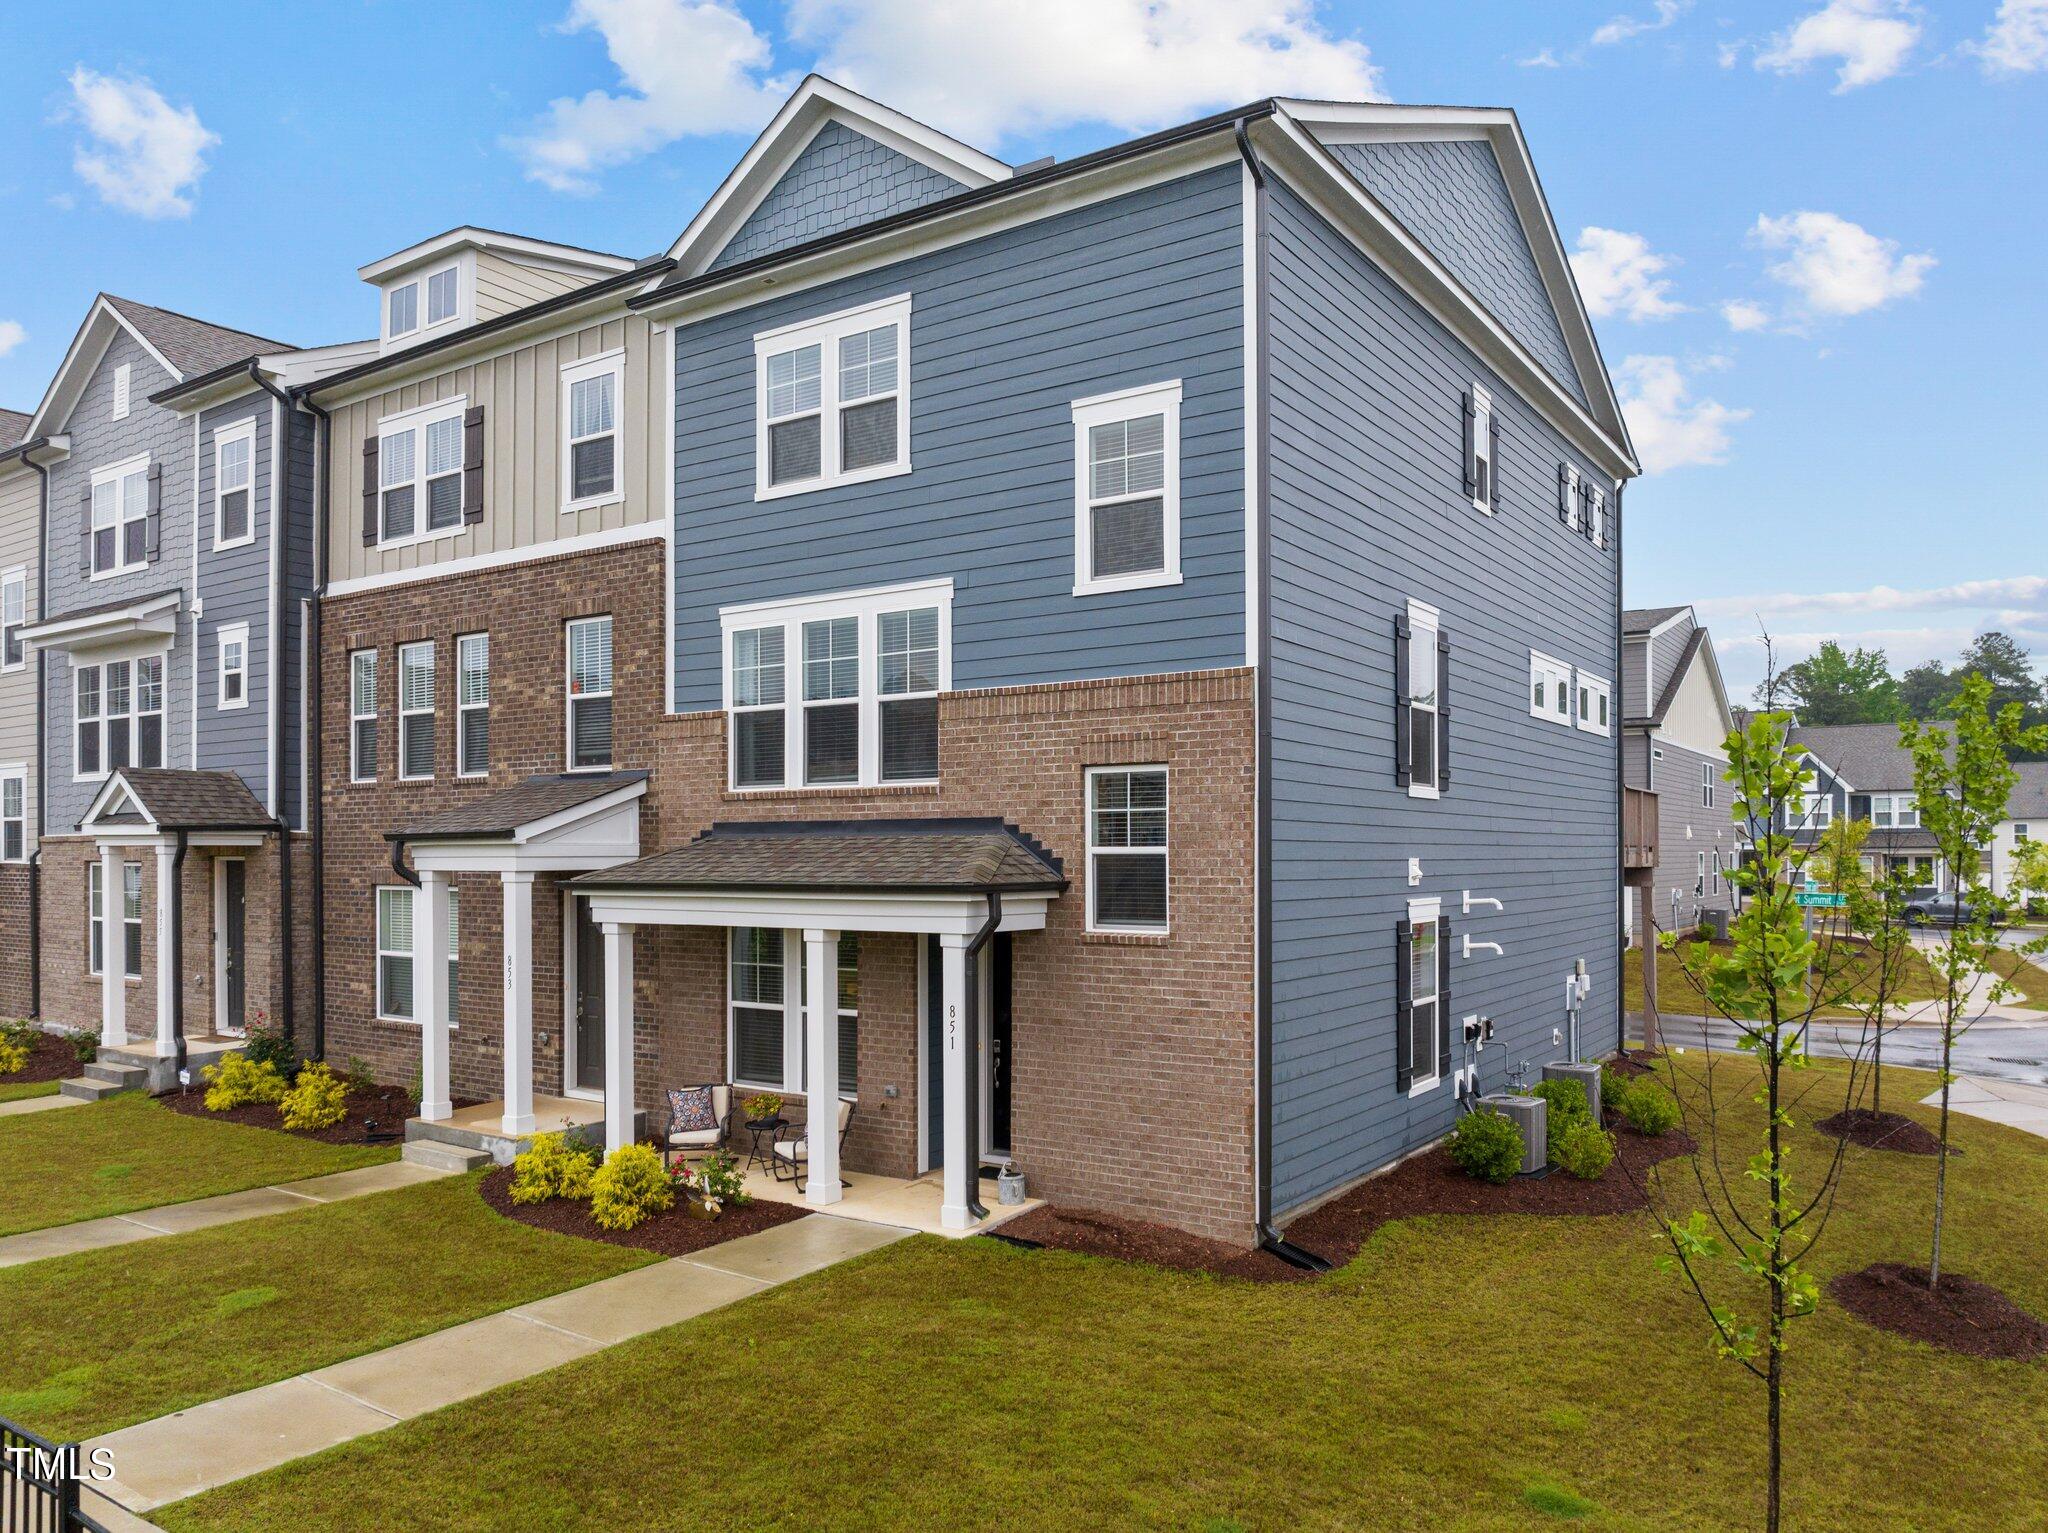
1898,659,1954,722
1901,675,2048,1289
1953,631,2044,722
1815,815,1916,1123
1768,641,1901,724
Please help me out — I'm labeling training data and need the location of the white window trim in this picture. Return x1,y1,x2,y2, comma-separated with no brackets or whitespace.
397,641,436,783
719,578,953,793
1084,763,1170,935
0,568,25,673
211,419,257,552
374,397,470,552
112,363,131,422
216,622,251,711
1071,379,1184,596
350,649,378,784
88,453,151,581
1469,383,1494,516
71,650,168,784
753,293,913,502
384,261,465,346
565,616,614,773
120,861,142,982
1795,792,1834,830
1575,670,1612,737
386,281,420,341
0,766,25,863
457,632,490,779
88,861,104,977
560,350,626,515
724,928,859,1099
424,263,462,329
374,884,456,1026
1407,894,1444,1096
1529,651,1573,725
1406,598,1441,802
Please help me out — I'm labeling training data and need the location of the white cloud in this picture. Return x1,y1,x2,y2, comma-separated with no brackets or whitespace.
786,0,1382,146
1751,210,1934,320
511,0,791,192
1754,0,1920,91
1570,227,1686,321
0,321,23,358
1519,47,1564,68
1591,0,1690,47
1966,0,2048,73
63,68,217,219
1616,354,1750,473
1720,298,1771,332
1695,576,2048,622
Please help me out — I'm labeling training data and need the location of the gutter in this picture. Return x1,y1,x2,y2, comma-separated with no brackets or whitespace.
169,830,188,1077
388,836,420,890
27,446,49,1019
246,362,300,1054
296,394,332,1059
964,890,1001,1221
1235,120,1330,1275
1614,481,1627,1055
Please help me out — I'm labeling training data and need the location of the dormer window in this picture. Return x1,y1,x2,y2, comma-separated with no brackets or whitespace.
426,266,459,326
388,283,418,339
388,264,460,342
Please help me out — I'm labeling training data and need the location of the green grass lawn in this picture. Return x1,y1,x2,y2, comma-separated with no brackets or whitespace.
1625,934,1948,1020
0,1079,60,1104
159,1061,2048,1533
0,1094,396,1237
0,1173,652,1440
1988,948,2048,1010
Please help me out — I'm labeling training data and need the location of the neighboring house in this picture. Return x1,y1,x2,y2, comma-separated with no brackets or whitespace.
0,408,40,1020
1620,605,1738,938
305,77,1637,1250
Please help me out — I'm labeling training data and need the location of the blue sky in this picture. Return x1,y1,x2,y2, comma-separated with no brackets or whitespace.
1,0,2041,699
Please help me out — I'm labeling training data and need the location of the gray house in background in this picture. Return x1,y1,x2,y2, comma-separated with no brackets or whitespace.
0,408,41,1020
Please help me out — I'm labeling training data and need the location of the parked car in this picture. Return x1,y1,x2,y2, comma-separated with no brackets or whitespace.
1905,892,1977,926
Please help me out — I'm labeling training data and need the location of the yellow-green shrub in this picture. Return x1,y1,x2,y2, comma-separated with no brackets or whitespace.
509,1132,598,1205
0,1037,28,1075
201,1054,288,1111
589,1144,674,1231
279,1062,350,1131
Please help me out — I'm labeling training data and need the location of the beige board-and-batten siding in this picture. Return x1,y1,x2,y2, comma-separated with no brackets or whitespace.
328,309,667,587
471,250,599,325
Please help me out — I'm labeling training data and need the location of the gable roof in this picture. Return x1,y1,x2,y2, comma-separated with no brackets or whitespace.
1786,723,1921,791
2010,763,2048,821
387,772,648,842
81,768,271,833
26,294,288,439
1623,605,1691,636
357,225,636,283
0,410,29,452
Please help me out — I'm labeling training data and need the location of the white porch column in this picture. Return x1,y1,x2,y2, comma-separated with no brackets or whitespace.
415,870,452,1122
154,845,178,1055
499,872,536,1136
602,922,635,1154
99,845,125,1049
802,928,842,1208
939,932,973,1230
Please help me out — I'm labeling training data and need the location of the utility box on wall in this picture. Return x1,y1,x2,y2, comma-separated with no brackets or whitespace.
1479,1094,1547,1176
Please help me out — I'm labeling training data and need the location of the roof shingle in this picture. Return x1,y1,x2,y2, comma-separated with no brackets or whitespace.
573,819,1067,895
93,769,271,831
104,295,286,379
387,772,648,841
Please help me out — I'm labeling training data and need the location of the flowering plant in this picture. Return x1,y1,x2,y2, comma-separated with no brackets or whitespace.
672,1148,750,1208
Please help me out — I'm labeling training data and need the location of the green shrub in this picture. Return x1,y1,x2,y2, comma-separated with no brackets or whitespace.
201,1054,288,1112
66,1029,99,1065
1617,1080,1680,1137
279,1062,351,1131
509,1131,599,1205
0,1032,28,1075
240,1014,299,1081
1553,1120,1617,1181
589,1144,675,1231
343,1056,378,1094
1447,1108,1525,1185
1526,1079,1593,1157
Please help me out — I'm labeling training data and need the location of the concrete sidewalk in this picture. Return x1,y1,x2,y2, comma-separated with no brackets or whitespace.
1923,1075,2048,1141
0,1160,448,1269
86,1213,909,1515
0,1092,83,1120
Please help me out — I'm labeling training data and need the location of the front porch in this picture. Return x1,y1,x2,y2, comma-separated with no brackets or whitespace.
737,1162,1043,1240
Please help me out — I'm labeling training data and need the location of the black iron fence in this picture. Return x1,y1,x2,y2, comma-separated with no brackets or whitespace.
1,1416,114,1532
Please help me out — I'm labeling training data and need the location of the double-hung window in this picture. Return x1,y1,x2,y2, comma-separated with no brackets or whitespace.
2,569,26,670
1702,760,1717,810
426,265,459,327
1793,792,1833,831
566,616,613,770
1402,600,1443,797
350,650,378,782
1576,672,1612,736
75,667,101,777
1072,381,1182,595
217,623,249,710
1465,384,1496,514
374,884,458,1023
722,581,951,791
1896,794,1919,829
387,282,418,340
398,642,436,781
755,295,911,497
90,458,150,577
214,423,254,548
561,352,623,511
1401,897,1445,1093
88,862,105,975
457,633,490,776
1087,766,1168,933
0,771,24,862
377,402,466,544
727,929,860,1096
1529,652,1574,726
87,863,139,977
74,657,163,778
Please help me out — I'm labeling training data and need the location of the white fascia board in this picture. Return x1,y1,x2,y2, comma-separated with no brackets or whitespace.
580,885,1053,937
358,226,634,283
81,773,158,831
21,591,182,650
27,299,181,440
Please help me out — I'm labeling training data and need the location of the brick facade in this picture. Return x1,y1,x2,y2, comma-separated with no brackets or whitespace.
0,865,32,1020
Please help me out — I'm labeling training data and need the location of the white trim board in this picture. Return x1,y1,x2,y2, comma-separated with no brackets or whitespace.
323,521,666,600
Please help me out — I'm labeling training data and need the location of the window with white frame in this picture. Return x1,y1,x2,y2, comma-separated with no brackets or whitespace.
217,623,249,710
1698,851,1708,892
446,887,461,1021
426,266,459,327
1403,897,1443,1092
1087,765,1168,933
112,363,131,421
214,423,254,547
88,861,104,975
457,633,489,777
90,458,150,577
723,582,950,791
123,861,142,977
373,884,458,1023
561,352,623,511
1,570,23,670
398,642,435,781
727,929,859,1095
1404,600,1441,796
1576,672,1612,736
0,770,23,862
1792,792,1833,830
2016,823,2031,844
350,649,378,782
1530,651,1573,727
1896,794,1919,829
566,617,613,770
387,282,419,340
755,295,911,497
1466,384,1495,514
377,402,466,544
1702,760,1717,809
74,656,164,779
1072,381,1182,595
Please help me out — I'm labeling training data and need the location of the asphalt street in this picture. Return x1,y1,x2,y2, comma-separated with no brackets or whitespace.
1638,1013,2048,1089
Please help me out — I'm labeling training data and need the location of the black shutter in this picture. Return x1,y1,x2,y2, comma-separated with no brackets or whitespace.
1438,913,1453,1084
1460,393,1477,499
462,405,485,523
1488,418,1503,512
78,485,92,575
1395,917,1414,1093
1558,464,1573,526
361,435,379,546
144,463,163,560
1436,629,1452,792
1394,612,1413,788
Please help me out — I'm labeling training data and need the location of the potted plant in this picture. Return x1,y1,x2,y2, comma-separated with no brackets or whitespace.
743,1091,784,1126
672,1149,750,1221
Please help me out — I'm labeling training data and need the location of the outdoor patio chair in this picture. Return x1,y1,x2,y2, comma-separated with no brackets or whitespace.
661,1084,731,1171
771,1099,855,1192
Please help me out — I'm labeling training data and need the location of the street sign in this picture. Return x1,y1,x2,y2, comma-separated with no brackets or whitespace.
1796,889,1848,909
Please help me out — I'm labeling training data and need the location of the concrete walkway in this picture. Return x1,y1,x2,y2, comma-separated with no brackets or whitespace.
1922,1074,2048,1140
0,1092,83,1119
0,1160,449,1270
86,1213,909,1515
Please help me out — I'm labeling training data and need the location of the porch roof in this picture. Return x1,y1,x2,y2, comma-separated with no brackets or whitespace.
81,768,271,834
386,771,649,842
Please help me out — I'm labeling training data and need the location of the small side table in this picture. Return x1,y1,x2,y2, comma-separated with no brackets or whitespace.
741,1117,787,1174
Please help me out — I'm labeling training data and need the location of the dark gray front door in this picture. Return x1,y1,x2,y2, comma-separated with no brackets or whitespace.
573,899,605,1092
222,862,246,1035
988,933,1012,1156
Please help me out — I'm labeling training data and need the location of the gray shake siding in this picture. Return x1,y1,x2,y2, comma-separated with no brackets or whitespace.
671,165,1246,707
195,391,274,811
1329,140,1586,409
1263,179,1619,1213
709,121,967,273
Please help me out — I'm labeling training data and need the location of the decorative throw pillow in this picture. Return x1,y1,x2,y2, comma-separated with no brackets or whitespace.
668,1086,718,1135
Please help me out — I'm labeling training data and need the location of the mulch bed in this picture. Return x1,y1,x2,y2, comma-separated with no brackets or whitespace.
990,1121,1697,1285
478,1165,807,1257
4,1030,94,1087
1831,1262,2048,1361
158,1082,446,1145
1606,1050,1666,1079
1816,1108,1947,1156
